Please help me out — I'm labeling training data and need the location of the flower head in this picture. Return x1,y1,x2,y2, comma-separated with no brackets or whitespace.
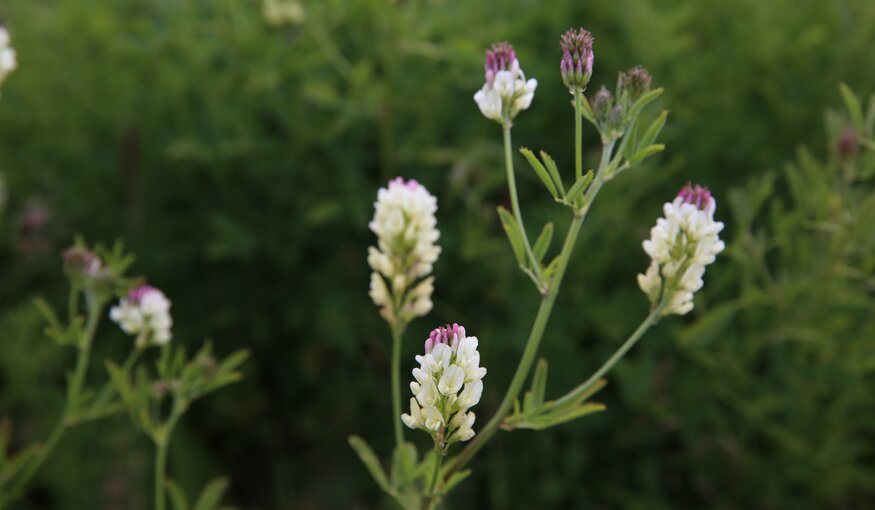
109,284,173,347
402,324,486,450
474,41,538,124
63,246,102,283
638,184,725,315
560,27,594,90
619,65,652,102
368,177,441,326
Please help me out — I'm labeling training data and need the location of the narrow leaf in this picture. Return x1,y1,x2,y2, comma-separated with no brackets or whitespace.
638,110,669,149
839,83,864,130
565,170,594,204
496,206,527,267
348,435,393,494
532,223,554,263
193,478,229,510
580,95,597,126
519,148,558,199
530,359,549,409
443,469,472,494
629,144,665,165
539,151,565,195
165,479,190,510
628,88,664,119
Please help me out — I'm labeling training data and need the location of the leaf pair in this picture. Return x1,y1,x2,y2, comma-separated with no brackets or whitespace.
166,477,234,510
502,359,606,431
349,436,470,509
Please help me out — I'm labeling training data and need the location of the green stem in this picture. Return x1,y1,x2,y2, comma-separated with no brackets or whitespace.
6,297,105,504
390,323,404,448
154,440,168,510
502,118,541,284
574,88,583,180
445,140,615,478
553,307,662,408
85,348,141,420
428,453,443,495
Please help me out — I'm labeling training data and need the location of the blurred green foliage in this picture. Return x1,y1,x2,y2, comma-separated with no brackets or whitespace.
0,0,874,508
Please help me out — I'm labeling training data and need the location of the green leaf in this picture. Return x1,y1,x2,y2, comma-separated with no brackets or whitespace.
529,359,548,409
193,478,229,510
519,148,558,199
532,223,554,263
539,150,565,196
496,206,527,268
638,110,669,149
105,361,136,411
565,170,594,205
838,83,864,131
390,441,419,486
165,479,190,510
526,403,606,430
580,95,597,126
628,88,664,119
629,144,665,164
443,469,472,494
348,435,393,494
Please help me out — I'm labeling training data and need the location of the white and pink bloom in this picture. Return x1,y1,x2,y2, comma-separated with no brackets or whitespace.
638,184,725,316
368,177,440,325
110,284,173,347
473,42,538,124
402,324,486,448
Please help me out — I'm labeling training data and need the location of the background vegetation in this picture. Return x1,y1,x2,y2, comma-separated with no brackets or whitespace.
1,0,874,508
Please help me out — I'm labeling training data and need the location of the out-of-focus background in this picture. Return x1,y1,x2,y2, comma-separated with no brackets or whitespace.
1,0,875,508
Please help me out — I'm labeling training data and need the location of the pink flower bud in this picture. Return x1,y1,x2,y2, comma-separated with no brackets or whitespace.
560,27,594,90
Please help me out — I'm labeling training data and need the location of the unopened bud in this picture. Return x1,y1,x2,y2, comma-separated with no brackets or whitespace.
560,27,594,91
837,128,859,160
619,66,652,101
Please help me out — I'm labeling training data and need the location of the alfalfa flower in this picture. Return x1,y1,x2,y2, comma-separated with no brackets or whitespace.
368,177,441,326
638,184,725,316
560,27,594,91
110,284,173,348
473,42,538,124
401,324,486,451
0,25,17,86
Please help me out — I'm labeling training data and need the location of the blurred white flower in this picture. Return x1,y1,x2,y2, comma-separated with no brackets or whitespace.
473,42,537,124
368,177,440,325
638,184,725,315
110,285,173,347
402,324,486,448
0,26,17,87
261,0,305,27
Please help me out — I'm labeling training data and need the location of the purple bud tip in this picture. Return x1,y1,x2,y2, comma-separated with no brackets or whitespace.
62,246,102,277
837,128,859,159
677,183,713,210
560,28,595,89
425,323,466,353
619,65,652,100
485,41,517,85
389,176,423,191
128,284,158,304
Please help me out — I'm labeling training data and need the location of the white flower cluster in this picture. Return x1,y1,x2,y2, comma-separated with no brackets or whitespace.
638,184,725,315
402,324,486,448
368,177,440,326
0,26,17,87
110,285,173,347
474,42,537,124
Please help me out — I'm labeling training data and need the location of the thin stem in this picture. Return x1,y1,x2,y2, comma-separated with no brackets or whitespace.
428,453,443,495
390,322,404,448
84,348,141,420
553,307,662,408
154,440,168,510
502,118,541,283
7,297,105,504
445,141,616,478
574,88,583,180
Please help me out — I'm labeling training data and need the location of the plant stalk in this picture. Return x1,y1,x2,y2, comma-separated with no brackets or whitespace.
390,322,404,448
502,117,541,283
553,307,662,408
